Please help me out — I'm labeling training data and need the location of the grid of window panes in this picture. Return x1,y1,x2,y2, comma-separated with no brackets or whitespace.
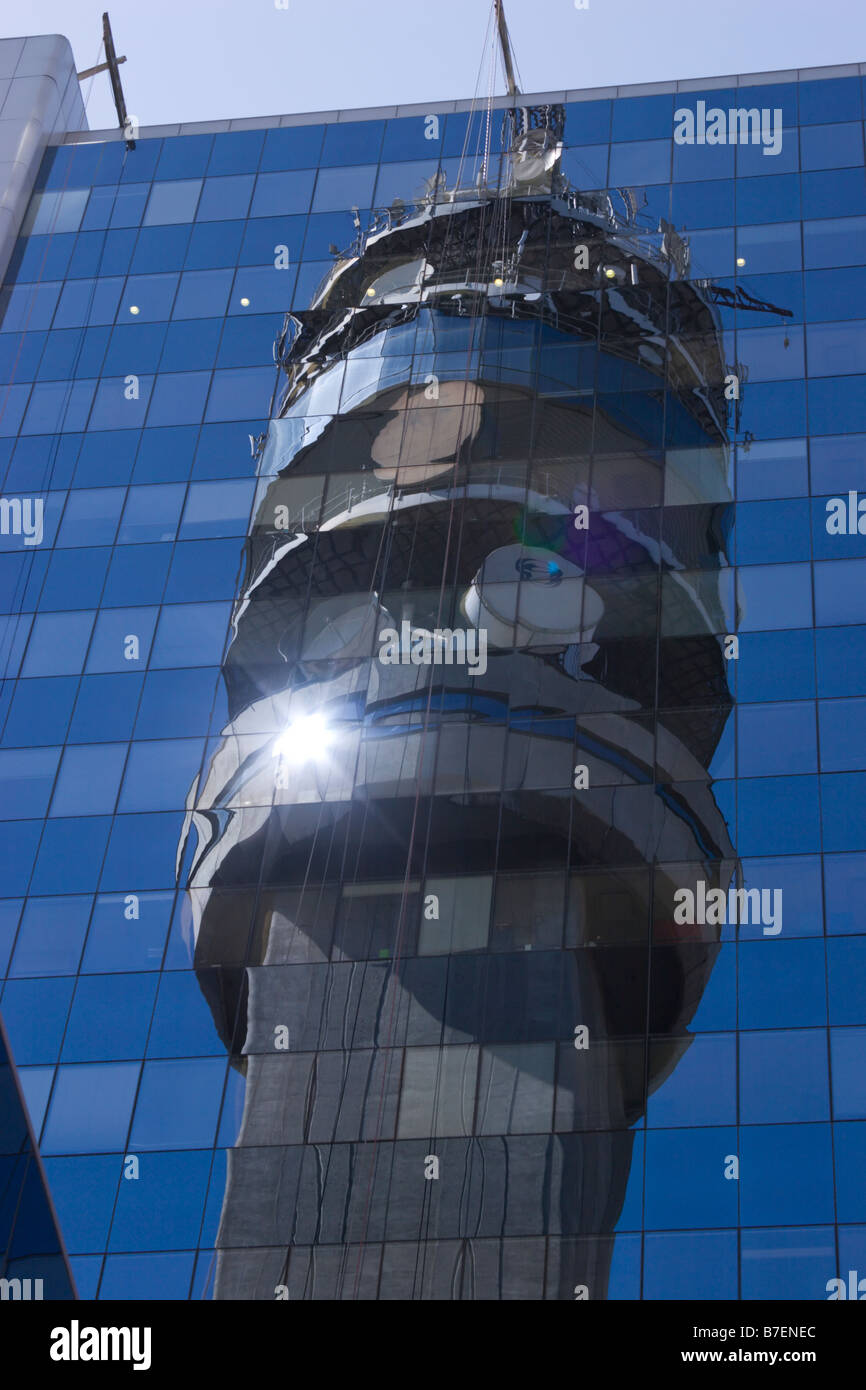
0,72,864,1300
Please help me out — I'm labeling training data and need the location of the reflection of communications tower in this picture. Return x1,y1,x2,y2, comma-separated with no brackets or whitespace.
180,11,756,1300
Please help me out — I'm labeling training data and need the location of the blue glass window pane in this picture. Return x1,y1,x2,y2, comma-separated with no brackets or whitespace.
192,421,258,479
129,1058,225,1149
146,971,226,1057
99,229,137,277
159,317,222,372
31,818,110,894
9,895,90,978
100,1252,195,1299
23,188,89,236
179,479,254,538
239,213,306,265
739,939,827,1028
735,221,801,274
119,139,162,183
102,545,171,607
21,611,94,677
57,488,124,547
20,379,94,435
559,100,610,144
831,1028,866,1118
816,558,866,625
0,383,31,434
311,166,376,214
645,1128,738,1228
260,125,324,171
155,135,213,180
41,549,109,611
613,93,673,141
118,483,185,543
800,121,864,170
99,812,183,892
204,368,272,423
806,267,866,322
108,184,149,228
1,676,77,747
736,173,800,224
130,225,191,275
216,313,282,368
42,1155,123,1255
82,890,174,974
120,273,179,321
184,219,245,269
799,76,862,124
146,370,211,427
61,974,157,1062
646,1033,736,1126
207,131,264,176
672,138,734,182
737,775,820,855
107,1149,211,1252
53,278,123,328
808,326,866,392
804,216,866,270
735,563,812,630
740,854,823,940
133,426,197,483
171,268,233,319
321,120,383,166
0,898,21,975
822,771,866,851
0,613,33,679
290,260,329,309
829,937,866,1023
74,429,139,486
740,1125,834,1225
163,539,242,601
117,738,205,813
608,140,671,186
441,110,506,158
250,170,315,218
0,282,61,332
196,174,254,222
559,145,608,190
143,180,202,226
151,602,231,667
802,168,866,219
67,674,142,742
737,701,817,776
227,263,293,315
670,180,733,229
0,746,60,818
40,1062,140,1154
102,321,166,375
0,978,74,1063
643,1231,737,1300
373,159,443,209
85,606,157,673
135,667,219,738
49,743,126,818
825,852,866,933
834,1122,866,1222
820,698,866,772
740,1030,829,1122
381,117,442,162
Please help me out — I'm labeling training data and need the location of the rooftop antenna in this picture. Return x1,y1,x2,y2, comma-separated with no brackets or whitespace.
494,0,520,98
77,13,135,149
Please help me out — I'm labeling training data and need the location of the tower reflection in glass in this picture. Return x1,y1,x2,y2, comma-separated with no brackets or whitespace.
179,106,738,1300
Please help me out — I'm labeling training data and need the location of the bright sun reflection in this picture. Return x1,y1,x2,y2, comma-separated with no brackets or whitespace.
272,711,332,762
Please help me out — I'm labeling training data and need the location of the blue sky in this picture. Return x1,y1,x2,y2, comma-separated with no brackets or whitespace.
4,0,866,131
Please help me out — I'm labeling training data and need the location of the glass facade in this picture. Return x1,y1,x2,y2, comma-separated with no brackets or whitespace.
1,69,866,1301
